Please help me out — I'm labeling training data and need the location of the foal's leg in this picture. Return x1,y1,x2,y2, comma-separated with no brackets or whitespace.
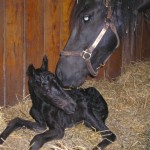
0,117,44,144
29,128,65,150
84,114,116,150
30,106,47,130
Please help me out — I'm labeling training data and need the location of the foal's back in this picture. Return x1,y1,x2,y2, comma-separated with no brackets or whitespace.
64,87,108,125
36,87,108,130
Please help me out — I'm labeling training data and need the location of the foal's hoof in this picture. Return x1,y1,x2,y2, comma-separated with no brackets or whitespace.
92,146,102,150
0,137,4,144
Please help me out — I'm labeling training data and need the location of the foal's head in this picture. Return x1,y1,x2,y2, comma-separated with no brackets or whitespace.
27,56,76,114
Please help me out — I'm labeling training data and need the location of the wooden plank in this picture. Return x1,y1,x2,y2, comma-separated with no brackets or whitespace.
61,0,75,49
141,16,150,59
5,0,24,105
105,45,122,80
135,14,143,60
25,0,44,68
44,0,61,73
25,0,44,94
97,66,106,79
0,0,4,106
122,23,136,67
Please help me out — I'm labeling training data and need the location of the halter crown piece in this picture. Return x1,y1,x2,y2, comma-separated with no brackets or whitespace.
60,0,120,77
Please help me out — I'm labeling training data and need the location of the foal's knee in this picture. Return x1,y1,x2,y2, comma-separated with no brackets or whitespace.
29,128,64,150
7,117,23,128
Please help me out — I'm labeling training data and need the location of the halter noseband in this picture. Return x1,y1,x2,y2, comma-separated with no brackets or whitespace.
60,1,120,77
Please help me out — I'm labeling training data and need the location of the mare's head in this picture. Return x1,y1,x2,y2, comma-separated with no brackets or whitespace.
27,56,76,114
56,0,148,87
56,0,123,87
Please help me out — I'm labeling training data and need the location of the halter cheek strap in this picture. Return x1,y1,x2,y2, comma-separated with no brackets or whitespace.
60,1,120,77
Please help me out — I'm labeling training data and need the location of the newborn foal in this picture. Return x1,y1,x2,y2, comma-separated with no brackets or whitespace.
0,56,116,150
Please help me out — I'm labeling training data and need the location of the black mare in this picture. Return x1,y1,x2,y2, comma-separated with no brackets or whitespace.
0,56,116,150
56,0,150,87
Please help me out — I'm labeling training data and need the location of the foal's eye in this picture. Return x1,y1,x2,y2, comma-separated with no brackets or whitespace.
83,15,90,22
35,76,41,82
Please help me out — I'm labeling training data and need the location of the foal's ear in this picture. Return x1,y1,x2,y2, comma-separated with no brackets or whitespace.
137,0,150,12
41,55,48,71
27,64,35,76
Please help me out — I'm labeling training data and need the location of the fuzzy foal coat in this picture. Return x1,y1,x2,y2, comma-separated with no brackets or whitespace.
0,56,116,150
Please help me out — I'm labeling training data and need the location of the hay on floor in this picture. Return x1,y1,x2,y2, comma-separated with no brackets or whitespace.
0,60,150,150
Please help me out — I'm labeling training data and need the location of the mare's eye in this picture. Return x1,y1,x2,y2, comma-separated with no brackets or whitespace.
83,15,90,22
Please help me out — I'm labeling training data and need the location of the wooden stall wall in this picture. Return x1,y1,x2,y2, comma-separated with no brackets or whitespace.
0,0,150,106
0,0,4,106
0,0,74,106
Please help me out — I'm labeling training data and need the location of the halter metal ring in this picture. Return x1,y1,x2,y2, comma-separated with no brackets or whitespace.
82,50,91,60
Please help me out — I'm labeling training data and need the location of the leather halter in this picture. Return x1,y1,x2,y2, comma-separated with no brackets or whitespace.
60,1,120,77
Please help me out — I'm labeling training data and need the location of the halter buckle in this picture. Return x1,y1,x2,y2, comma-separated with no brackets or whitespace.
82,50,92,60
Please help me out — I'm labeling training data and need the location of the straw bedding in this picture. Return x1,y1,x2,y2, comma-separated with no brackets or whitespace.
0,60,150,150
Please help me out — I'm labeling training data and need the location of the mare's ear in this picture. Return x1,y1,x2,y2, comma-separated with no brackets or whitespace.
137,0,150,12
41,55,48,71
26,64,35,76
